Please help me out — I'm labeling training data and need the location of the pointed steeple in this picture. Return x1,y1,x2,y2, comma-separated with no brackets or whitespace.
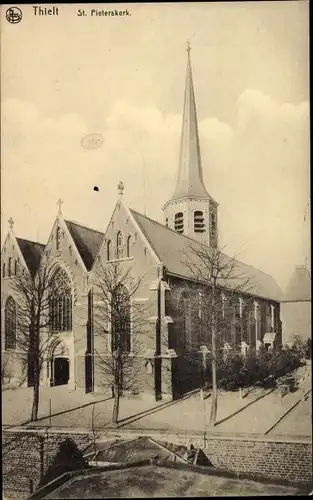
170,42,209,201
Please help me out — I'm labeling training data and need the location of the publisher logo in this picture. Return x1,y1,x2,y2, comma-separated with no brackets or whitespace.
6,7,22,24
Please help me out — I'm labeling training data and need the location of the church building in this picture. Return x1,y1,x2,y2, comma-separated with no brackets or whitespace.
1,47,283,399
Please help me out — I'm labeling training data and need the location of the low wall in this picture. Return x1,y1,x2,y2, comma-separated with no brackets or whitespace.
2,427,312,499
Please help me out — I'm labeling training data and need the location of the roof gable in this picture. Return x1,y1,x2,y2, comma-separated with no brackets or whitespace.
16,238,45,275
129,209,282,302
65,220,104,271
283,266,311,302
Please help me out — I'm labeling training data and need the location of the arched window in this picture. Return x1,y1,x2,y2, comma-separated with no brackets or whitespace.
49,268,72,332
107,240,111,261
126,235,132,258
116,231,123,259
5,297,16,350
194,211,205,233
14,259,18,276
111,284,131,353
174,212,184,233
2,262,5,278
8,258,12,277
179,292,192,350
56,227,61,251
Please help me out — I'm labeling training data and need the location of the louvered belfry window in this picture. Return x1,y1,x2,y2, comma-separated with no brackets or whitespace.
194,211,205,233
174,212,184,233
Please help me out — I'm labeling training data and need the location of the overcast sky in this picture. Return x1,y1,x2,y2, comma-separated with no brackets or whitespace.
1,2,310,290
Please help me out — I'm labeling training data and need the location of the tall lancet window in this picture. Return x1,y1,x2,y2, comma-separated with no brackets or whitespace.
116,231,123,259
56,226,61,251
49,268,72,332
194,211,205,233
107,240,111,261
8,258,12,277
174,213,184,233
210,212,217,237
126,235,132,258
5,296,17,350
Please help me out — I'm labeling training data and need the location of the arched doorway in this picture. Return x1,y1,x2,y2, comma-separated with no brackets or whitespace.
48,339,70,387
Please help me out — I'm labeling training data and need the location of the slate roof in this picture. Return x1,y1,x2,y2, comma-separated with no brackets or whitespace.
16,238,46,276
130,209,282,302
169,45,210,202
65,220,104,271
282,266,311,302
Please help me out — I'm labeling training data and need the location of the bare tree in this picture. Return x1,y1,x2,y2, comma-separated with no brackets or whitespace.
92,261,150,425
173,242,253,426
9,256,68,422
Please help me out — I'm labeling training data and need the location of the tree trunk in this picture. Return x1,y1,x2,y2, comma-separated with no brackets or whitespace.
31,380,40,422
112,385,120,424
209,356,217,426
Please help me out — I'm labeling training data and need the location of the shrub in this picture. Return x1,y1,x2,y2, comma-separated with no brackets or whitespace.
209,343,303,391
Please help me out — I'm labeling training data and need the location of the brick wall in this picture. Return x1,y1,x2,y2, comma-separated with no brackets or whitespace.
2,428,312,499
203,437,312,485
2,429,92,500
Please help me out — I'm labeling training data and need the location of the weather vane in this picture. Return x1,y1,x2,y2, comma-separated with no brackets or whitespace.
8,217,14,229
186,39,191,54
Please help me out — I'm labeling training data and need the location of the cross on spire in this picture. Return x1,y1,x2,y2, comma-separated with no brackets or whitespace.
57,198,63,213
8,217,14,229
117,181,124,197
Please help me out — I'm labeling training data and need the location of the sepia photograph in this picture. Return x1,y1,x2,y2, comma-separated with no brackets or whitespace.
1,1,311,498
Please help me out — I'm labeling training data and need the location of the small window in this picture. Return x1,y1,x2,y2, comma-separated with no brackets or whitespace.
2,262,5,278
127,235,132,258
56,226,61,251
194,211,205,233
165,218,168,227
14,259,18,276
174,212,184,233
107,240,111,261
8,258,12,277
117,231,123,259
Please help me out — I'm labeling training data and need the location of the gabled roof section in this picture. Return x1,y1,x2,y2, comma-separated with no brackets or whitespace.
64,220,104,271
130,209,282,302
16,238,45,276
283,266,311,302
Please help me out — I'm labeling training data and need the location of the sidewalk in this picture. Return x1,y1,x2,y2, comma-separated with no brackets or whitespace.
215,375,311,435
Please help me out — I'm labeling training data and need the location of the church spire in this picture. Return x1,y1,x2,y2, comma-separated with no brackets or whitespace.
170,42,209,201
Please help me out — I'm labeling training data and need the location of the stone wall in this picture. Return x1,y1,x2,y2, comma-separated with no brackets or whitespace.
2,427,312,499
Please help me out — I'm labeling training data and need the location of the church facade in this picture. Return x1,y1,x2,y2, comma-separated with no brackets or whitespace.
1,47,283,399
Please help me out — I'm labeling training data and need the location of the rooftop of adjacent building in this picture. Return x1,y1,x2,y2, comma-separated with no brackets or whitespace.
282,265,311,302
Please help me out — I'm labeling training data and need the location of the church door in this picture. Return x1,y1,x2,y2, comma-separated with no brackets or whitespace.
54,358,69,386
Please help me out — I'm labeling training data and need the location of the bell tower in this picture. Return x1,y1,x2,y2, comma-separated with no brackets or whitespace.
163,42,218,247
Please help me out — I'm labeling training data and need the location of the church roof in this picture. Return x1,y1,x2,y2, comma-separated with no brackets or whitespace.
16,238,46,276
130,209,282,302
168,46,210,203
282,266,311,302
65,220,104,271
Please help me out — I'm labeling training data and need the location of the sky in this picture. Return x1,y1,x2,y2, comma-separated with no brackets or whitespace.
1,1,310,291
